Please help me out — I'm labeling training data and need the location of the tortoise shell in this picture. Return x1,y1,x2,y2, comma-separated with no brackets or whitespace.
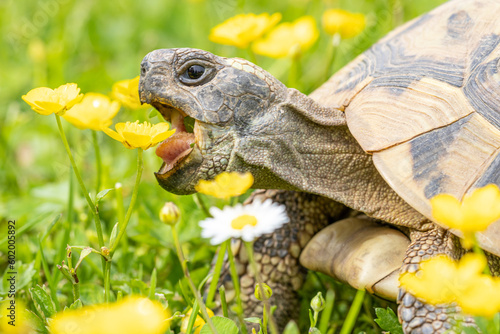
310,0,500,256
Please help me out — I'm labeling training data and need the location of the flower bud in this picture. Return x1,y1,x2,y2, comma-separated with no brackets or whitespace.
310,292,326,312
254,283,273,301
101,246,110,257
159,202,180,226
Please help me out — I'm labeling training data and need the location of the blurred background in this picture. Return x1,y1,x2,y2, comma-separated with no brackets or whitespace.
0,0,447,332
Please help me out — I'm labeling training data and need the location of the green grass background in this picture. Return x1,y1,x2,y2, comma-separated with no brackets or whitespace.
1,0,447,332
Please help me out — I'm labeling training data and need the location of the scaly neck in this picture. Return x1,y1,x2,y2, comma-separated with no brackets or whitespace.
234,88,428,229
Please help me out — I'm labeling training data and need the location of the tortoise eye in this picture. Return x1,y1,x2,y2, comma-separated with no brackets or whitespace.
179,62,215,86
187,65,205,79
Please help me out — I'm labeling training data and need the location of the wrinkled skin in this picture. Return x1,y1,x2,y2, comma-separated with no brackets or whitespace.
140,48,292,194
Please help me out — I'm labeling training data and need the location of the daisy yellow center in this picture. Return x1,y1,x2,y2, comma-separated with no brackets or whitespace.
231,214,258,230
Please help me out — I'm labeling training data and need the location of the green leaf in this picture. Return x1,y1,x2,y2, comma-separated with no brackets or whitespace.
109,222,119,249
283,321,300,334
200,316,239,334
69,299,82,310
244,317,262,324
96,188,114,202
462,326,481,334
1,262,37,295
29,285,56,320
148,108,159,118
25,309,48,333
374,307,403,334
74,247,93,271
309,327,322,334
148,268,157,300
474,315,499,334
39,213,62,241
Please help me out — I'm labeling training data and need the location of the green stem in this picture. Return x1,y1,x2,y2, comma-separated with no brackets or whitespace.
114,183,129,257
55,115,105,248
318,289,335,334
226,241,248,334
73,281,80,301
38,240,61,311
186,300,200,334
92,130,102,192
54,168,74,284
194,193,212,217
472,241,491,275
55,114,107,297
244,242,278,334
171,226,219,334
339,289,366,334
206,241,228,308
219,286,229,318
110,149,143,256
104,260,111,302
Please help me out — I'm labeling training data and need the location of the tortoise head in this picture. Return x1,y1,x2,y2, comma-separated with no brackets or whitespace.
139,48,292,194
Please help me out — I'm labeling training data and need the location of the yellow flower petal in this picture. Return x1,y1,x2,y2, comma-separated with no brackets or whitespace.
103,127,125,142
252,16,319,59
63,93,120,130
431,194,464,229
458,276,500,318
195,172,254,199
49,297,170,334
457,253,488,281
22,83,83,116
0,300,33,334
111,76,150,110
181,308,214,334
209,13,281,49
152,129,176,144
399,252,500,317
122,131,153,150
322,9,366,39
405,255,461,304
431,185,500,237
104,121,174,150
463,184,500,230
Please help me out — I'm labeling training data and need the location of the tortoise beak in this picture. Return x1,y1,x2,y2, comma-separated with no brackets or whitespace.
139,49,203,190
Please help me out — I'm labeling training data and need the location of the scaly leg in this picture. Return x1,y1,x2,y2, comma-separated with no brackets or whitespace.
218,189,348,331
398,227,477,334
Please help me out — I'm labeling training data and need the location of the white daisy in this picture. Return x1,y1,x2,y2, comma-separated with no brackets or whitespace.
199,199,289,245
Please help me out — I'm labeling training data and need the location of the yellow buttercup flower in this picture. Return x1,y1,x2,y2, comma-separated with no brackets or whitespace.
0,300,33,334
458,275,500,318
104,120,175,150
400,253,500,317
209,13,282,49
180,307,214,334
431,184,500,246
252,16,319,58
322,9,366,39
22,83,83,116
49,297,170,334
111,76,150,110
63,93,120,130
195,172,254,199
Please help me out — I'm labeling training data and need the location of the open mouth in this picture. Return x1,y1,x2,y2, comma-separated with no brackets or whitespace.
153,102,197,175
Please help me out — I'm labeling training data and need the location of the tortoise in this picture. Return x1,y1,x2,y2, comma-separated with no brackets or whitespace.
139,0,500,332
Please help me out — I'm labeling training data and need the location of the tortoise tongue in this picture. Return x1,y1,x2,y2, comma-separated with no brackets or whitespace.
155,110,195,174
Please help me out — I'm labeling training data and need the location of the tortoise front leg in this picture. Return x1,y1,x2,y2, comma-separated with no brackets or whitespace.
220,189,347,331
398,227,477,334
